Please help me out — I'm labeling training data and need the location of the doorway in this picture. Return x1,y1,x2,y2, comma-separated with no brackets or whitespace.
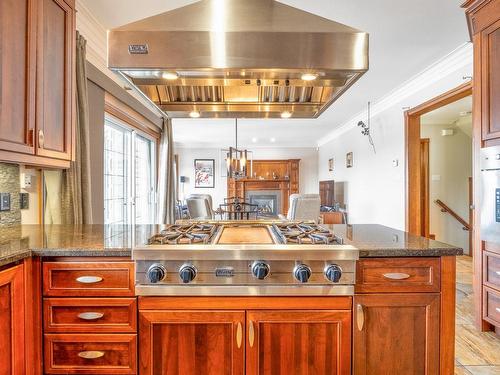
405,82,473,253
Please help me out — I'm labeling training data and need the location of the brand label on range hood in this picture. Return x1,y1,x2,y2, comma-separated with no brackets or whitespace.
128,44,149,54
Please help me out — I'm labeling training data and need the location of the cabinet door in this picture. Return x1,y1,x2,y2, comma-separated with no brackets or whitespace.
246,310,351,375
0,0,36,155
0,265,25,375
481,18,500,141
36,0,74,160
139,310,245,375
353,294,440,375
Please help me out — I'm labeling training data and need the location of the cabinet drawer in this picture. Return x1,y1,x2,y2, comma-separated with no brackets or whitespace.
355,258,441,293
484,287,500,326
484,252,500,291
44,333,136,374
43,261,134,296
44,298,137,333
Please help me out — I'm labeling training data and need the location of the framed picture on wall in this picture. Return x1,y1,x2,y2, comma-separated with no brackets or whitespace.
328,158,334,171
194,159,215,188
346,152,353,168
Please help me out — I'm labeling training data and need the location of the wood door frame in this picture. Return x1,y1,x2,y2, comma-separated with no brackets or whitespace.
405,81,473,236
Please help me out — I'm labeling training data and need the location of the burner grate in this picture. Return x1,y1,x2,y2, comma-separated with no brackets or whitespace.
272,223,339,244
148,223,217,244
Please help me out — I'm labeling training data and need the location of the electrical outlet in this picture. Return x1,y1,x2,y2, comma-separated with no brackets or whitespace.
0,193,11,211
23,174,33,188
392,159,399,167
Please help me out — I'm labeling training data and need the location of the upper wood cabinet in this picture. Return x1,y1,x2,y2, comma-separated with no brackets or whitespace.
246,310,352,375
0,264,26,375
463,0,500,145
480,18,500,141
36,0,74,161
0,0,36,155
0,0,75,167
353,294,440,375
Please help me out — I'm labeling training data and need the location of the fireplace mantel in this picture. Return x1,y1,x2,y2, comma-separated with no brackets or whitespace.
227,159,300,215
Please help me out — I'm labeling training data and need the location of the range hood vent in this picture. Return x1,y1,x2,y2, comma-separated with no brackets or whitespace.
108,0,369,118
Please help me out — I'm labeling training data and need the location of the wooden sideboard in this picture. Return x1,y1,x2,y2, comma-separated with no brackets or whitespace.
227,159,300,215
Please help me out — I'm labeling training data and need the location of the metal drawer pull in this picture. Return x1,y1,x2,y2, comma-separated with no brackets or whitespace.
249,320,255,348
77,312,104,321
78,351,105,359
495,271,500,276
236,322,242,349
383,273,410,280
356,304,365,331
496,307,500,313
75,276,103,284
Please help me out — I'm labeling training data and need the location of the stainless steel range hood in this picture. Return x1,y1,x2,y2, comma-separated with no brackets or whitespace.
108,0,369,118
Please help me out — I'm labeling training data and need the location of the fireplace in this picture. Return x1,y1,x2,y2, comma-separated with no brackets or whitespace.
246,190,281,217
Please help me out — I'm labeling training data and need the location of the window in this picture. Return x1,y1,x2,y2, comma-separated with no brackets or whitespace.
104,115,156,225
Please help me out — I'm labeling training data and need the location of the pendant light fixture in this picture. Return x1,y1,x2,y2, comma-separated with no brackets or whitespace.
226,119,250,179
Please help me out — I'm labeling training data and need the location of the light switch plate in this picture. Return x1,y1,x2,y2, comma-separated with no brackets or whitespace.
0,193,11,211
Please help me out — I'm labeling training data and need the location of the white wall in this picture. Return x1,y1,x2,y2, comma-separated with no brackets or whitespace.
318,59,473,230
421,121,472,253
176,147,319,209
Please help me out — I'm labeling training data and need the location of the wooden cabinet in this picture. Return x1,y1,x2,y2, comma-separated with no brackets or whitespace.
355,257,441,293
36,0,74,161
0,0,74,167
464,0,500,145
138,297,352,375
353,294,440,375
42,258,137,374
246,310,351,375
0,0,36,155
138,310,245,375
0,264,25,375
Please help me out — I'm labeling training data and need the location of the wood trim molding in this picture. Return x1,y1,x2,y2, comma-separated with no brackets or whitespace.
405,82,472,235
104,93,161,140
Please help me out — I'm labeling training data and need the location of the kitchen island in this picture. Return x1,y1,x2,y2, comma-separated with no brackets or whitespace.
0,223,462,375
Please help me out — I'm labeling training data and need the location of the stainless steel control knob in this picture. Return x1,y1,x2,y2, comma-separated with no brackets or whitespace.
179,264,197,283
324,264,342,283
294,264,312,283
146,263,166,283
251,261,270,280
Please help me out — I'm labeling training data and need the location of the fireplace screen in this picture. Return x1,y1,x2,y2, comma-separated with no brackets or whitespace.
246,190,281,216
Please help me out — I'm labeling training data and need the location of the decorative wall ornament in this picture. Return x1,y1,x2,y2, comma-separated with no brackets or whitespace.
346,152,353,168
358,101,377,154
194,159,215,188
328,158,334,172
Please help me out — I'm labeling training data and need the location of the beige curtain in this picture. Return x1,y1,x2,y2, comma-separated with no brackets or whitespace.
157,118,176,224
61,31,92,224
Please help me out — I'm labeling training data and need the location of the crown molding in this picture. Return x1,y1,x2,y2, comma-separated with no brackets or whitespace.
317,42,473,147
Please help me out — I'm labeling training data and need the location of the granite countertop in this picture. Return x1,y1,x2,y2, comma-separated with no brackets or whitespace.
0,224,463,268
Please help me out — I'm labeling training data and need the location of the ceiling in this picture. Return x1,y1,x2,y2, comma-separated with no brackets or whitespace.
81,0,470,148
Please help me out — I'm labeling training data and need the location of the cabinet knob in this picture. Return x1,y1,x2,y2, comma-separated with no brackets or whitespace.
77,312,104,321
356,304,365,331
248,320,255,347
38,130,45,148
383,272,410,280
236,322,243,349
78,351,105,359
75,276,103,284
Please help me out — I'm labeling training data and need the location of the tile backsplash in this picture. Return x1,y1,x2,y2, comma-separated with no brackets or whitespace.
0,163,21,225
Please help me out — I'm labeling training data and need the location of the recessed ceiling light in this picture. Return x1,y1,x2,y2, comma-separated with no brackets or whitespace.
162,72,179,80
301,73,317,81
281,111,292,118
189,110,200,118
251,137,258,143
270,137,276,143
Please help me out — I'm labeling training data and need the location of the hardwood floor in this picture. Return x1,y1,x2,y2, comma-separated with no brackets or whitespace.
455,256,500,375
